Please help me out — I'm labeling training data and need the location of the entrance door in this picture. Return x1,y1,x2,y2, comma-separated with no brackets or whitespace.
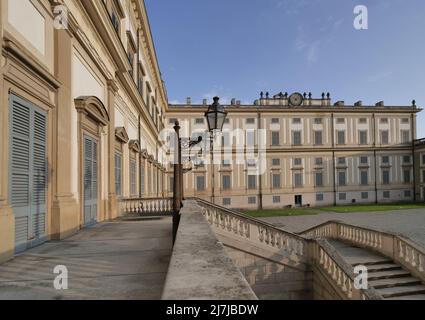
295,195,302,207
9,94,47,253
83,135,98,226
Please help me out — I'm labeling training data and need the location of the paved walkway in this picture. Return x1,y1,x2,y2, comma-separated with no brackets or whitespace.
260,208,425,248
0,217,173,300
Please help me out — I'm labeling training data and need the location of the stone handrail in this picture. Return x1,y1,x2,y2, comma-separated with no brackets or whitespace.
312,239,381,300
301,220,425,283
194,198,308,267
119,197,173,216
162,200,258,300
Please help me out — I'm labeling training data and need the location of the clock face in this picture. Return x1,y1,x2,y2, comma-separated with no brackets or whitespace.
289,93,304,106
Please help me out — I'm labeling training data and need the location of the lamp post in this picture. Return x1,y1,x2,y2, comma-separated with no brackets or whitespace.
172,121,203,243
205,97,228,204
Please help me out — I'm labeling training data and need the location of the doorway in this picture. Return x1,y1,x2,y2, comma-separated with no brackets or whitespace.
295,195,302,207
83,134,98,226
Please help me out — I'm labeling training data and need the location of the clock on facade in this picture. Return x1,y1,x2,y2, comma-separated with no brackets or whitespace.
288,93,304,106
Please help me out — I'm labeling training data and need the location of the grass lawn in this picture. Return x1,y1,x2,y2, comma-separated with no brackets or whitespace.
243,203,425,217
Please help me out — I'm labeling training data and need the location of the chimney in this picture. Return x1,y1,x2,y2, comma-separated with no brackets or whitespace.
231,98,236,105
203,99,207,105
186,97,191,105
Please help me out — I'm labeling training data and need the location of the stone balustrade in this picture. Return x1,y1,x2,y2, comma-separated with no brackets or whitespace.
302,220,425,284
119,197,173,217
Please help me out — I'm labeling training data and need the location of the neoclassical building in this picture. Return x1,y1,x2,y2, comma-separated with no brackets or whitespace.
166,93,424,210
0,0,168,262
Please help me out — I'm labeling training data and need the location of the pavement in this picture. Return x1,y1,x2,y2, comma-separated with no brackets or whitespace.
0,217,173,300
260,208,425,248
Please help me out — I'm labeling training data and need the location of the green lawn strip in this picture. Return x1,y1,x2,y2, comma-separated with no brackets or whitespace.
243,208,320,218
319,203,425,213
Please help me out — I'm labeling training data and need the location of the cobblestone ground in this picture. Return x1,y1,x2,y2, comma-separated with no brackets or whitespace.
260,208,425,248
0,218,173,300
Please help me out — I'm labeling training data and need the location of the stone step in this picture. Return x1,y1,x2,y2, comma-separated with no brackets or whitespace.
355,263,400,272
376,285,425,298
370,277,422,289
385,294,425,300
368,269,410,280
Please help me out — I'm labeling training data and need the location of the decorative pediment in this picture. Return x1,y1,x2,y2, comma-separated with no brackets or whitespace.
129,140,141,153
75,96,109,126
115,127,129,144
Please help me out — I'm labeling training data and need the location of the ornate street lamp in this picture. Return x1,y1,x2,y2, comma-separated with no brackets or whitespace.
204,97,228,204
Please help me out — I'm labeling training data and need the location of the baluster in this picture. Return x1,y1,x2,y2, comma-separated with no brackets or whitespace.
347,281,353,299
332,263,337,280
411,249,417,268
418,254,424,272
405,246,410,264
337,269,342,286
319,248,324,265
342,274,347,292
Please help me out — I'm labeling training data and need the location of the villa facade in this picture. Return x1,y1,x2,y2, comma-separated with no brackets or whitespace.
166,95,424,210
0,0,168,262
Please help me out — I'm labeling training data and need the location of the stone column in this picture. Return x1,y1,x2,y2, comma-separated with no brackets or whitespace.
50,28,79,240
107,80,119,219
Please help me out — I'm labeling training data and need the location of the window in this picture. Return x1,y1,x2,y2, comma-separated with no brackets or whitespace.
294,173,303,187
246,118,255,124
222,160,231,167
294,158,302,166
140,163,145,195
248,197,257,205
422,170,425,183
271,118,279,124
292,118,301,124
315,172,323,187
359,130,368,145
404,190,411,198
382,156,390,164
314,118,323,124
339,193,347,201
338,171,347,186
273,196,281,203
137,64,144,96
316,194,324,201
314,131,323,145
111,11,120,34
336,118,345,124
422,155,425,165
403,170,411,184
196,176,205,191
337,131,345,145
381,130,389,145
359,118,367,124
222,175,231,190
169,176,174,193
223,198,231,206
224,118,230,124
338,157,346,165
315,158,323,166
222,132,231,147
360,156,368,165
272,174,281,189
401,130,410,144
360,170,368,185
383,191,390,199
246,131,255,147
195,118,205,124
403,156,411,164
401,118,409,124
292,131,302,146
361,192,369,200
115,153,122,196
272,159,281,166
380,118,388,124
248,175,257,189
247,159,257,167
169,118,177,125
130,159,137,196
382,170,390,185
271,131,280,146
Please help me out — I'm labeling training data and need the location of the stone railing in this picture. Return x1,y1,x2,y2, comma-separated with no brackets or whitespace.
119,197,173,217
162,200,258,300
302,221,425,283
311,239,381,300
194,198,308,268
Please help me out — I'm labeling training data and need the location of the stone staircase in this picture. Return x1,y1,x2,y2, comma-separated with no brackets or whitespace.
328,240,425,300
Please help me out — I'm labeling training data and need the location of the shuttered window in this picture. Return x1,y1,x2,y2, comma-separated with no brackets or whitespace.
130,159,137,196
9,94,47,252
196,176,205,191
140,163,145,195
115,153,122,196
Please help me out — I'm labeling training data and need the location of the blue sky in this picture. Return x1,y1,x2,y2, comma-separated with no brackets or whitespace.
145,0,425,138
